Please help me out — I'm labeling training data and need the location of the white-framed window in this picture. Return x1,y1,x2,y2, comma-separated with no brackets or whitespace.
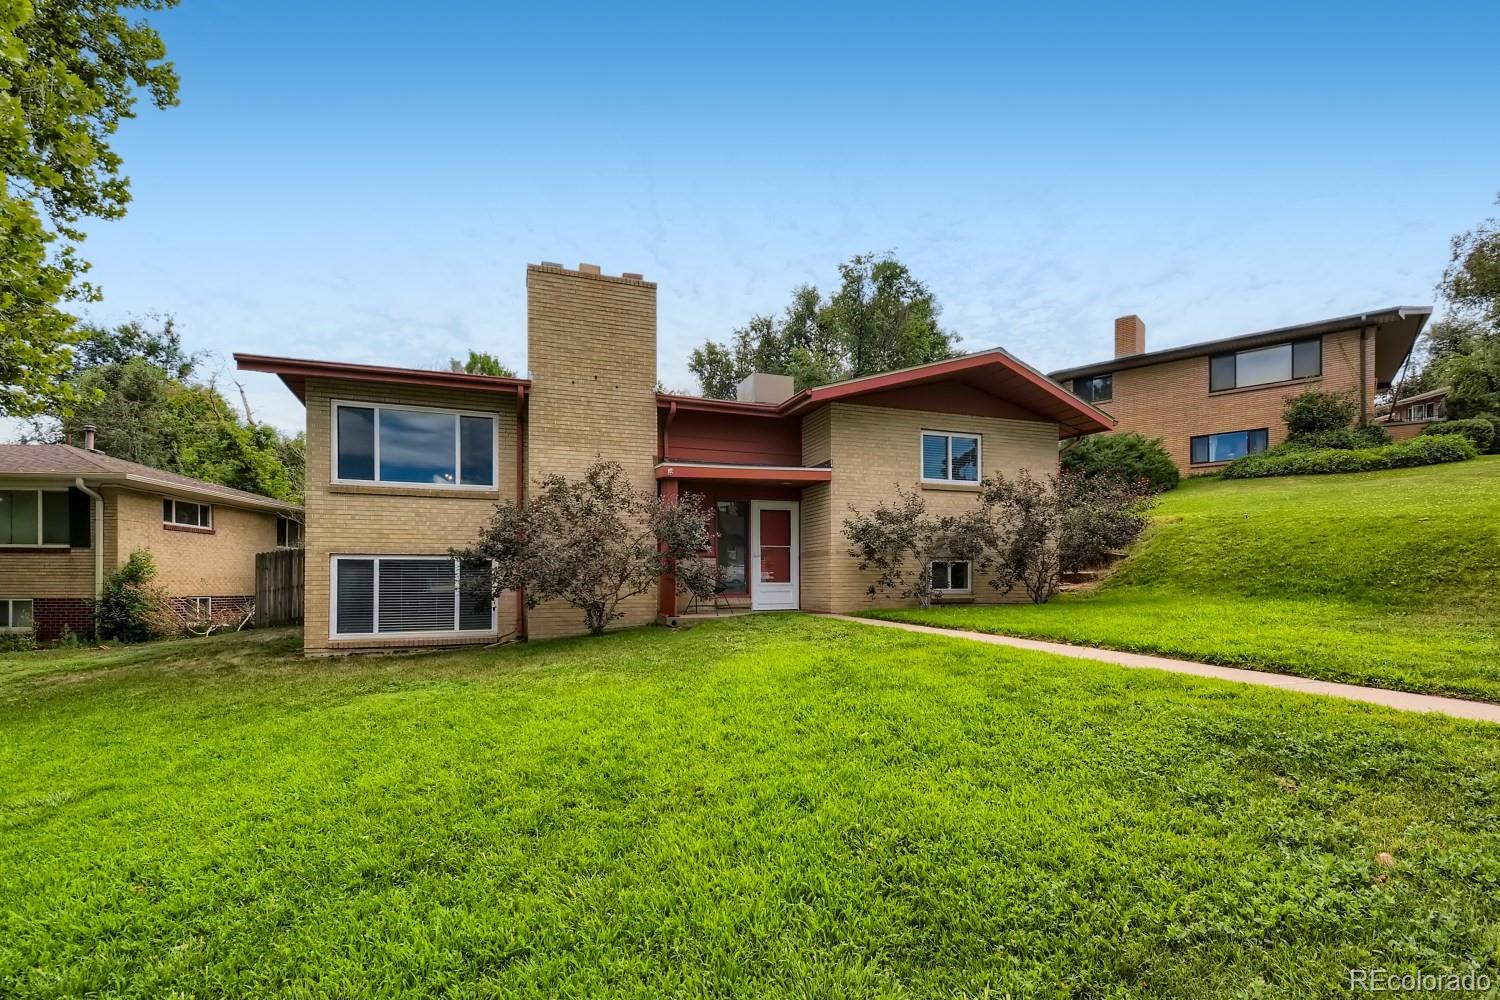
929,560,971,595
920,431,981,484
187,597,212,619
330,555,496,638
0,598,35,633
1408,402,1437,422
0,489,70,547
331,400,497,488
163,498,212,529
276,516,303,548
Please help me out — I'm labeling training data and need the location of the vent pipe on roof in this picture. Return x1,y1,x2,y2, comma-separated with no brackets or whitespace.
82,423,97,451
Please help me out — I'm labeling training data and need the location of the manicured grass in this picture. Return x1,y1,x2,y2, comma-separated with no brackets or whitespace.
3,617,1500,997
871,456,1500,703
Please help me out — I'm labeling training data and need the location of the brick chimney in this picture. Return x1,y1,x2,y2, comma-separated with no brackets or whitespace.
1114,315,1146,358
736,372,795,405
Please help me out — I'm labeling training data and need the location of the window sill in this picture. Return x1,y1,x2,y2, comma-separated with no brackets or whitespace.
328,482,500,499
1208,375,1321,397
164,524,215,534
919,480,982,492
0,545,73,553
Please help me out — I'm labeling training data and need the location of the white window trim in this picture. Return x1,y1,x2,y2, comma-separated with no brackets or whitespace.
0,597,35,633
1,488,70,548
929,560,972,595
919,430,983,485
330,399,500,490
329,554,498,640
163,497,213,530
187,596,212,617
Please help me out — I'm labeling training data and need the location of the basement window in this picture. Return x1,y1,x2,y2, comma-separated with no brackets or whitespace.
331,556,496,638
929,560,971,595
1190,428,1269,465
333,401,496,488
0,598,34,633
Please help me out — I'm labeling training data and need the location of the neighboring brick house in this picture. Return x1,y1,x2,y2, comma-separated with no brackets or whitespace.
1049,308,1431,472
237,261,1112,654
0,440,302,641
1378,386,1449,441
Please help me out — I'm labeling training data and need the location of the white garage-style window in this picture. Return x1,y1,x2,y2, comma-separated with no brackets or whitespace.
920,431,981,484
929,560,971,595
331,556,496,638
332,401,497,488
0,598,35,633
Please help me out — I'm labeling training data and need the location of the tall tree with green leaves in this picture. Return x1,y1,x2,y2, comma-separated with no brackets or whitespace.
688,254,959,399
449,350,516,377
1405,199,1500,417
0,0,180,419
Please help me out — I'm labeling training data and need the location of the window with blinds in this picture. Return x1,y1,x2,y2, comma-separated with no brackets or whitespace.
331,556,495,637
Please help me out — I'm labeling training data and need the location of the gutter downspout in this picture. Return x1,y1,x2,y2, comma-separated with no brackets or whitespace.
515,385,527,642
1358,325,1372,424
74,478,105,631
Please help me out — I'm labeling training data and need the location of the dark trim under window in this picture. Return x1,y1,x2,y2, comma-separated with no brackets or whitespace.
1074,374,1113,404
1190,428,1270,465
1209,337,1321,392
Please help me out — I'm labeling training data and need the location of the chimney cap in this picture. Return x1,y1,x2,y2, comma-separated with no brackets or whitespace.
577,262,601,275
538,260,562,269
621,272,644,281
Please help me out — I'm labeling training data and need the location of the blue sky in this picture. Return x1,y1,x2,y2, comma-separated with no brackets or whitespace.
65,0,1500,433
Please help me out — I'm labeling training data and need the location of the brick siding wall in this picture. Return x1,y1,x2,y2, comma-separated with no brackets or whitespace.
31,598,94,642
1072,325,1377,472
110,487,280,595
525,264,659,639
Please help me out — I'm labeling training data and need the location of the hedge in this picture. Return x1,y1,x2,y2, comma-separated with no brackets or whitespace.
1221,434,1478,479
1422,416,1497,454
1061,432,1180,492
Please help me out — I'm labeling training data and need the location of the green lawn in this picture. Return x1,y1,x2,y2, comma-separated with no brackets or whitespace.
871,456,1500,703
3,617,1499,997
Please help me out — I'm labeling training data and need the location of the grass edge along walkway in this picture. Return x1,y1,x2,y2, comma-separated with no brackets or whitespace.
830,614,1500,723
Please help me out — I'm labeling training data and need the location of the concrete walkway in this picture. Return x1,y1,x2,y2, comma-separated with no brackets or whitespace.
828,615,1500,724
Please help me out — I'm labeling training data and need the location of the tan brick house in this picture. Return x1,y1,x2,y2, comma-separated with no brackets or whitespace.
238,262,1112,653
1049,308,1431,472
0,440,302,640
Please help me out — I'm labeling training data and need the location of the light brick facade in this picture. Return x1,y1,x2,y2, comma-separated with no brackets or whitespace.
300,377,521,655
1063,325,1378,472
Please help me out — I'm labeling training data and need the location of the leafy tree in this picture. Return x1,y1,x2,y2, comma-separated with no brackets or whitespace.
450,350,516,378
842,485,994,608
1055,470,1154,577
0,0,181,419
689,254,959,399
73,315,197,378
1441,197,1500,326
458,460,715,635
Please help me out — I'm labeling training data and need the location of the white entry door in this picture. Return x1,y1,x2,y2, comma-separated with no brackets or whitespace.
750,500,799,611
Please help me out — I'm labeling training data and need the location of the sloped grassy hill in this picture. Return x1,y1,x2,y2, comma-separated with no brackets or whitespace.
872,456,1500,702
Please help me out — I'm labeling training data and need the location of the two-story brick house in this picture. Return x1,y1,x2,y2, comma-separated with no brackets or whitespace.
1050,308,1431,472
238,262,1113,653
0,438,302,641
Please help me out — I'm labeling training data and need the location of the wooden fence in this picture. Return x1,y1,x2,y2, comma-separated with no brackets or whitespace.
254,548,304,628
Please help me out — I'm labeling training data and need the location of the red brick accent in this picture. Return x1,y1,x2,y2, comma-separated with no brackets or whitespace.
32,598,94,642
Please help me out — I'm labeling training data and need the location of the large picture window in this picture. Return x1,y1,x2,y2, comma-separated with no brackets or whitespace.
0,490,70,546
331,556,496,637
1209,337,1321,392
1190,428,1270,465
333,402,496,488
921,431,981,483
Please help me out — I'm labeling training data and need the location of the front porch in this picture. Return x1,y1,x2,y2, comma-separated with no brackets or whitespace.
655,462,830,619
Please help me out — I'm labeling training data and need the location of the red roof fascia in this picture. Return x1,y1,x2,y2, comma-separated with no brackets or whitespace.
654,392,784,417
655,463,832,483
235,353,531,403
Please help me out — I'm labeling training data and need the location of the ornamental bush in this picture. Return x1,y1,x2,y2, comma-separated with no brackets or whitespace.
1061,432,1179,492
96,550,171,642
1422,416,1497,454
1282,424,1390,451
1222,434,1477,479
1283,390,1358,438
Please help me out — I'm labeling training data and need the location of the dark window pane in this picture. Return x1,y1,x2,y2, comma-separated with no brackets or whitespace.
459,416,494,486
336,559,375,634
337,406,376,481
715,501,748,592
2,491,38,544
1079,375,1112,403
930,562,950,590
1292,338,1321,379
11,600,31,629
1209,354,1237,392
951,436,980,481
921,434,948,479
41,491,69,544
163,498,173,522
277,518,287,547
1191,436,1209,465
458,560,493,631
1248,428,1270,454
950,561,970,591
377,558,455,632
379,408,457,484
